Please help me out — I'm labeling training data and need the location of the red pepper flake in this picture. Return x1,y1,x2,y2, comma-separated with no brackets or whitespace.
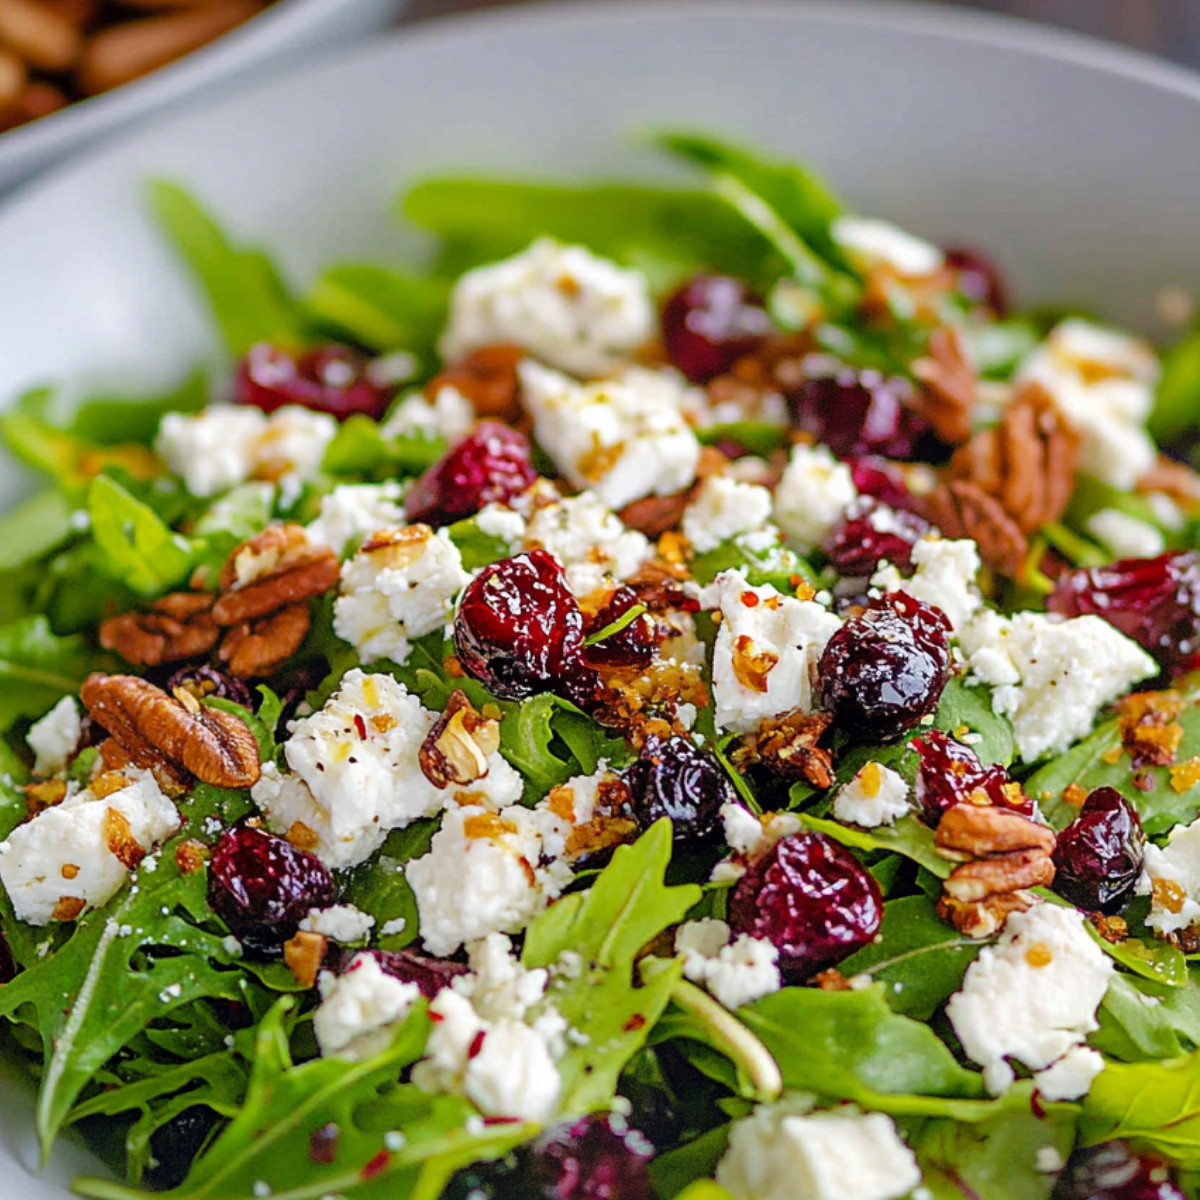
483,1115,523,1126
739,591,759,608
1133,769,1157,793
622,1013,646,1032
361,1149,390,1180
309,1122,339,1164
353,713,367,739
429,1010,444,1023
467,1029,487,1059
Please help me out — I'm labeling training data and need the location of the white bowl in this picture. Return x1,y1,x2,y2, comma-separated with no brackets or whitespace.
3,1,1200,1192
0,0,410,194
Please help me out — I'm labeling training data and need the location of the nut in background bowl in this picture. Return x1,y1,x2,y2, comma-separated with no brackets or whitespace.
0,0,410,194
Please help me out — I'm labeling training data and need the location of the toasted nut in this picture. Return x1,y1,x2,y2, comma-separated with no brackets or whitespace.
213,524,338,625
942,848,1056,903
98,735,190,797
81,673,260,789
920,480,1028,578
618,493,691,538
937,890,1038,938
102,806,145,870
0,45,24,111
731,634,779,693
935,803,1056,861
418,690,500,789
0,0,80,71
218,601,311,679
77,1,261,95
426,342,524,423
100,592,219,667
284,930,327,989
52,896,86,922
731,709,835,788
912,325,976,446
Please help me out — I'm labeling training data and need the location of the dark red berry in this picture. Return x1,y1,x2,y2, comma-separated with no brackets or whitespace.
350,948,469,998
847,456,917,510
623,735,734,844
944,246,1009,316
661,274,774,383
404,422,537,527
528,1112,655,1200
583,586,659,670
1052,787,1145,914
912,730,1033,825
234,343,392,422
165,664,253,710
823,496,932,577
1048,551,1200,675
787,368,935,461
207,824,335,953
454,550,601,707
728,832,882,980
817,592,951,740
1051,1140,1184,1200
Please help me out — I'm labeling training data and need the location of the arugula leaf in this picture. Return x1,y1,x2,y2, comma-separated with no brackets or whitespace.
322,415,446,479
337,846,424,951
795,812,950,880
0,489,75,571
935,677,1016,767
1094,971,1200,1063
305,263,450,354
0,615,94,731
524,821,702,1114
691,533,816,593
148,180,305,358
445,515,513,571
498,694,579,803
1153,325,1200,441
67,368,210,449
87,475,195,596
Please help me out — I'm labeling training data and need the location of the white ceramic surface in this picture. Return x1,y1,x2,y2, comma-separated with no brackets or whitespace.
0,0,410,194
3,2,1200,1192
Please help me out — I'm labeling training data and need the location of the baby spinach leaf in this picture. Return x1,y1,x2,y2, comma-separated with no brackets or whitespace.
796,812,950,880
1093,971,1200,1063
0,489,75,571
1153,325,1200,442
446,515,512,571
87,474,195,596
649,1126,731,1200
0,615,94,731
67,368,210,448
935,677,1016,767
306,263,450,354
322,415,445,479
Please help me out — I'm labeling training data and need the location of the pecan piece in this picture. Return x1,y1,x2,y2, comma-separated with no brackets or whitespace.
426,342,524,424
1138,454,1200,510
100,592,219,667
212,524,339,626
921,480,1027,577
942,848,1056,902
619,493,692,539
81,673,260,789
935,803,1056,862
731,710,836,788
284,930,328,989
912,326,975,446
418,690,501,789
218,602,311,679
937,890,1038,939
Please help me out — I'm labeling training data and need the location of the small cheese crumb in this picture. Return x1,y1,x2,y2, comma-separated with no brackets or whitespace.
833,762,911,828
772,443,857,551
675,918,781,1009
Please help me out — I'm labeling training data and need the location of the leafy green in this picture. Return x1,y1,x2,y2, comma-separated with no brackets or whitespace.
0,615,95,731
497,693,583,803
0,488,75,571
1094,971,1200,1062
1153,326,1200,441
935,677,1016,767
445,515,513,571
694,420,788,458
67,368,210,448
650,1127,731,1200
87,474,195,596
321,415,446,479
306,263,450,354
795,812,950,880
691,532,815,593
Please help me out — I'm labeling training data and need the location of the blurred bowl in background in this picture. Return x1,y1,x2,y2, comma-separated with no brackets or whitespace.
0,0,409,193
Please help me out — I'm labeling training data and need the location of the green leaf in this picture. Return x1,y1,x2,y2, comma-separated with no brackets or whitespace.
0,489,75,571
1093,971,1200,1062
524,821,702,1114
0,615,94,731
690,533,815,593
67,367,210,448
1153,326,1200,441
338,850,421,951
695,420,788,458
148,180,304,358
795,812,950,880
87,474,195,596
321,415,446,479
935,676,1016,767
498,694,578,802
445,515,513,571
305,263,450,353
650,1127,732,1200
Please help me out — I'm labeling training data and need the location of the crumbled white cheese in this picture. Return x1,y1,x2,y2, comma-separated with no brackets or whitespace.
380,385,476,446
305,483,406,557
522,491,652,600
945,904,1113,1095
519,359,700,510
528,764,628,862
27,696,81,777
0,771,179,925
1086,508,1165,560
618,363,710,426
1140,815,1200,934
156,406,267,498
334,525,470,664
872,536,982,633
300,903,376,943
313,953,420,1060
440,238,653,378
683,475,774,554
675,918,781,1009
773,443,858,550
832,215,944,278
1034,1044,1105,1102
833,762,911,828
959,610,1157,760
473,502,528,549
1017,319,1160,489
453,933,550,1023
700,571,842,734
712,803,802,883
717,1100,923,1200
253,406,337,487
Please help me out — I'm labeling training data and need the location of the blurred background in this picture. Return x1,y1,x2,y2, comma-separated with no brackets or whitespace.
401,0,1200,68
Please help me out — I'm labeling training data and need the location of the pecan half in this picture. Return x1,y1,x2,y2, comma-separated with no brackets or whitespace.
212,524,339,626
937,890,1037,939
935,803,1056,862
418,690,501,789
218,602,311,679
619,493,692,539
426,342,524,424
81,673,260,789
942,848,1056,902
731,710,835,788
921,480,1027,577
99,592,219,667
912,326,975,446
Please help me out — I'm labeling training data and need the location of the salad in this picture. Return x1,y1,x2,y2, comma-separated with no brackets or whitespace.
2,130,1200,1200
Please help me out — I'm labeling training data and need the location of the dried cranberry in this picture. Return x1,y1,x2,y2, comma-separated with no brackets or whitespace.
165,664,253,710
1048,551,1200,675
207,824,335,953
623,735,734,844
787,368,935,461
1051,1140,1184,1200
817,592,951,740
1052,787,1145,914
583,587,658,670
404,423,537,527
660,274,774,383
823,497,932,577
454,550,601,707
528,1112,655,1200
728,832,882,979
234,343,391,422
353,948,469,998
846,456,917,510
944,246,1009,316
912,730,1033,824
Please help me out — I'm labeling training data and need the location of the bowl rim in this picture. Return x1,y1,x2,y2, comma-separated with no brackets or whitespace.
0,0,401,175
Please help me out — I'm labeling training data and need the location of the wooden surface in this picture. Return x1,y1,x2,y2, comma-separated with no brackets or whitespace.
398,0,1200,69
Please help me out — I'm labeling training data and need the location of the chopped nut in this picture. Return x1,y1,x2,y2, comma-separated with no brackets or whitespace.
912,325,976,446
1118,690,1185,767
286,821,320,853
935,803,1056,861
426,342,523,424
175,840,206,874
52,896,86,922
418,690,500,789
618,492,691,538
284,930,328,989
943,849,1057,903
1170,757,1200,794
731,634,779,693
937,889,1037,939
1153,877,1187,915
813,968,854,992
24,778,67,815
731,710,835,788
1062,783,1088,808
1088,912,1129,943
99,592,219,667
1138,455,1200,512
102,805,145,870
217,601,311,679
212,524,339,625
61,863,80,880
462,812,519,840
921,479,1028,577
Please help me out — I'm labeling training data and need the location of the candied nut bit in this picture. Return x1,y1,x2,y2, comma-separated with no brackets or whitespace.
99,592,219,667
418,690,500,789
212,524,339,625
731,710,835,788
284,931,328,989
934,803,1056,862
911,325,976,446
81,673,260,789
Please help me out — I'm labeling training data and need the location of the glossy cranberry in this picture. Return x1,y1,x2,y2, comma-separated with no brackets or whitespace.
912,730,1034,824
944,246,1009,316
207,824,335,953
1051,1140,1184,1200
454,550,601,707
1048,551,1200,675
355,948,469,998
817,592,951,740
728,832,882,979
528,1112,655,1200
847,456,917,510
234,342,391,421
823,496,932,577
404,423,537,527
583,586,658,670
623,735,734,844
1052,787,1145,913
661,274,774,383
165,664,253,710
787,368,934,461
